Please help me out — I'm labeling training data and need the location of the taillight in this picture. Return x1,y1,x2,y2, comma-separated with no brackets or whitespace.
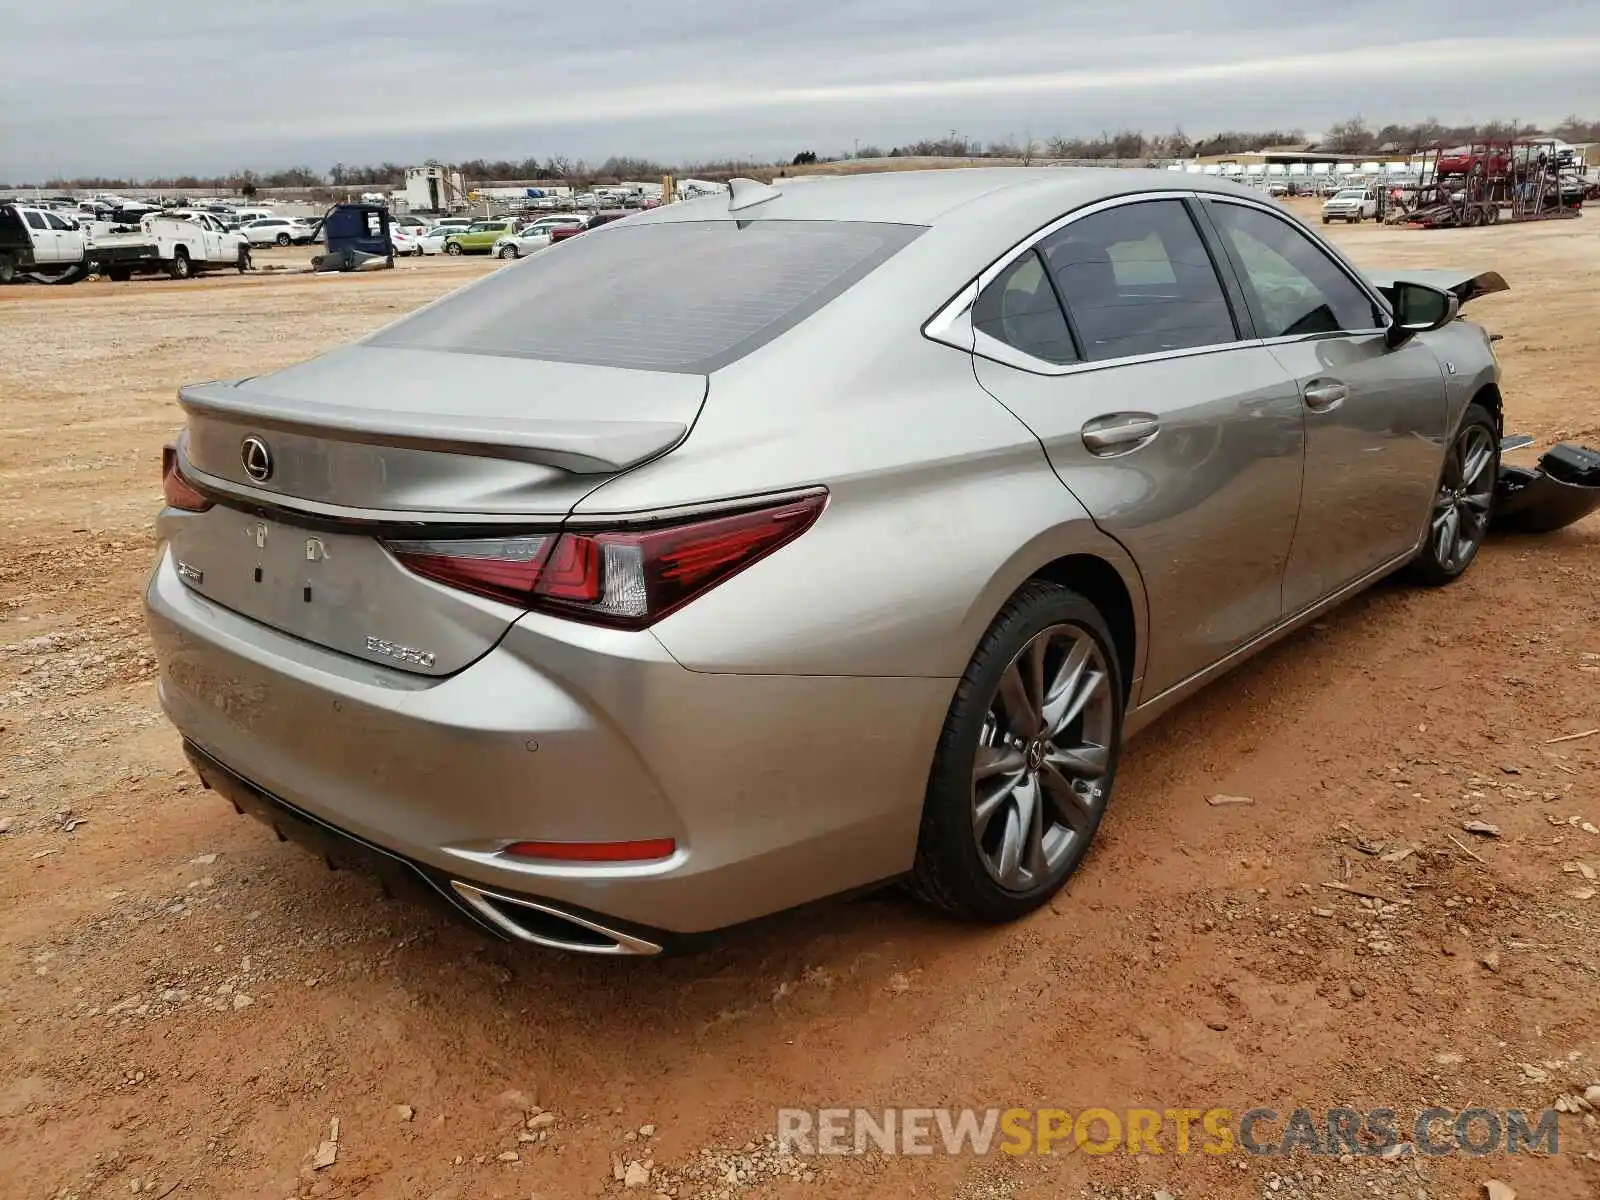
385,492,825,627
162,444,212,512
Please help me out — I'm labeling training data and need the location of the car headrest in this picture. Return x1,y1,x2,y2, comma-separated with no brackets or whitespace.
1048,240,1118,306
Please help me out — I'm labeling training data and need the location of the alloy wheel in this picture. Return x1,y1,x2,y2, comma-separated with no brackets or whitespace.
1430,424,1495,571
971,624,1113,892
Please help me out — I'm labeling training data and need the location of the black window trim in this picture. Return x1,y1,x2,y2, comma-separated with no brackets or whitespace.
1197,195,1392,342
929,190,1263,378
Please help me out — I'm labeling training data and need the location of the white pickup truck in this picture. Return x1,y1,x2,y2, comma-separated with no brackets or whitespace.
89,211,250,280
0,204,92,283
1320,187,1379,224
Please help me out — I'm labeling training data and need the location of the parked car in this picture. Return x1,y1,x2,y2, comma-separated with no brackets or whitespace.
1322,188,1378,224
389,226,423,256
443,219,519,255
416,226,461,255
493,216,587,258
243,216,317,246
146,170,1504,955
546,210,628,244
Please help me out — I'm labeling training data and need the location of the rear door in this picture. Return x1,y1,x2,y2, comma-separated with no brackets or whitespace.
20,210,61,262
44,212,84,261
1199,197,1448,611
969,195,1307,699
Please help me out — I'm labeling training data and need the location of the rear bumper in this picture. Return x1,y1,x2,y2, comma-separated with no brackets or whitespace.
183,740,679,953
145,548,950,938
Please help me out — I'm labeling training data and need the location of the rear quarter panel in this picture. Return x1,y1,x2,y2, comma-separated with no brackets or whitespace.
578,270,1149,681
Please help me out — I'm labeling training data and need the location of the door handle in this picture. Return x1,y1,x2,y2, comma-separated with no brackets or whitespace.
1302,380,1349,411
1082,412,1161,455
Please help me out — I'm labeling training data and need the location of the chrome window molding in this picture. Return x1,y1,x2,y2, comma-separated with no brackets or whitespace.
972,327,1259,378
925,187,1397,377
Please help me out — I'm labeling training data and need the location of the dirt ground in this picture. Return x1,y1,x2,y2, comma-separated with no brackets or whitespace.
2,209,1597,1200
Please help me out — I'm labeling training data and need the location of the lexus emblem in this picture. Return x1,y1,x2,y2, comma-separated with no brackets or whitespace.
241,436,273,482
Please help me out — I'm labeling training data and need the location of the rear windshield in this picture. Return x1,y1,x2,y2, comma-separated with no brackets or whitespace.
368,219,923,373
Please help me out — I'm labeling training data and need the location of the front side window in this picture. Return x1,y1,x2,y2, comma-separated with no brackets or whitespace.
1037,200,1237,361
971,251,1078,364
45,213,73,230
1206,201,1383,337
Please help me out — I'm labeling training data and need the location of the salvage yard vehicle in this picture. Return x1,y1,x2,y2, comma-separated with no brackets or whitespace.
149,168,1523,956
2,203,91,283
1321,187,1377,224
443,218,518,255
546,209,629,244
91,211,250,280
494,215,586,258
0,202,40,283
243,216,317,246
1,203,80,283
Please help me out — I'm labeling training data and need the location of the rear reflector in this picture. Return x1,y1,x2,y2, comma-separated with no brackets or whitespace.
385,492,825,627
501,838,677,863
162,444,213,512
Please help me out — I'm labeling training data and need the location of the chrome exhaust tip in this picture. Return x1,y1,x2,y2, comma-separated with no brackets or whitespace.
449,881,663,956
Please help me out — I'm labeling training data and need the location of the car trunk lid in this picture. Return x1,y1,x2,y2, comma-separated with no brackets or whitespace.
167,345,705,674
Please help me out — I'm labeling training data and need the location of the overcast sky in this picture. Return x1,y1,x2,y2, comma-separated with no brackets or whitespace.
3,0,1598,180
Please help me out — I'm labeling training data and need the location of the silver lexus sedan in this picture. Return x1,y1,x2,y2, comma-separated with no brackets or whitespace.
146,169,1504,954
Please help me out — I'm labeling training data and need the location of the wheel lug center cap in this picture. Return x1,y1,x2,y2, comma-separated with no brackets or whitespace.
1026,739,1047,772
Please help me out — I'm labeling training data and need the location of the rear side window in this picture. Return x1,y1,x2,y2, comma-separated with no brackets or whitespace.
1038,200,1237,361
972,251,1078,364
370,220,923,373
24,211,47,230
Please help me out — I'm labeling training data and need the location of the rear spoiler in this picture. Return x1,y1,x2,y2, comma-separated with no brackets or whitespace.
1364,268,1509,308
178,381,688,475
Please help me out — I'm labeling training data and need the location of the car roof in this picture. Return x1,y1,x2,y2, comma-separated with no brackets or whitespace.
636,167,1273,230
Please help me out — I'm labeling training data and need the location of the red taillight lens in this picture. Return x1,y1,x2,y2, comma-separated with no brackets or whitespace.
384,493,825,626
384,535,555,606
162,443,213,512
501,838,676,863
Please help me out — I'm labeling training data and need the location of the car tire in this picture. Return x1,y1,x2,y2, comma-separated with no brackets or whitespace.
1407,402,1499,587
0,254,16,284
168,248,192,279
445,242,462,255
1321,216,1331,224
275,232,291,246
107,265,132,282
909,580,1124,923
499,245,519,259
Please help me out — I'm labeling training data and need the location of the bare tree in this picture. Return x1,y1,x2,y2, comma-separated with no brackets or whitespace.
1322,116,1375,154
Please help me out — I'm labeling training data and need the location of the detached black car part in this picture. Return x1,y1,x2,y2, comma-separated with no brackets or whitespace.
1495,442,1600,533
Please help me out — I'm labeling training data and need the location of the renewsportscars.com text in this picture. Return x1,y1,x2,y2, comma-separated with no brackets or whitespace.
775,1106,1560,1157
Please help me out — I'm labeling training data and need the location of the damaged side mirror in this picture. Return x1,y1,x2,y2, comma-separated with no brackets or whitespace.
1385,280,1459,348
